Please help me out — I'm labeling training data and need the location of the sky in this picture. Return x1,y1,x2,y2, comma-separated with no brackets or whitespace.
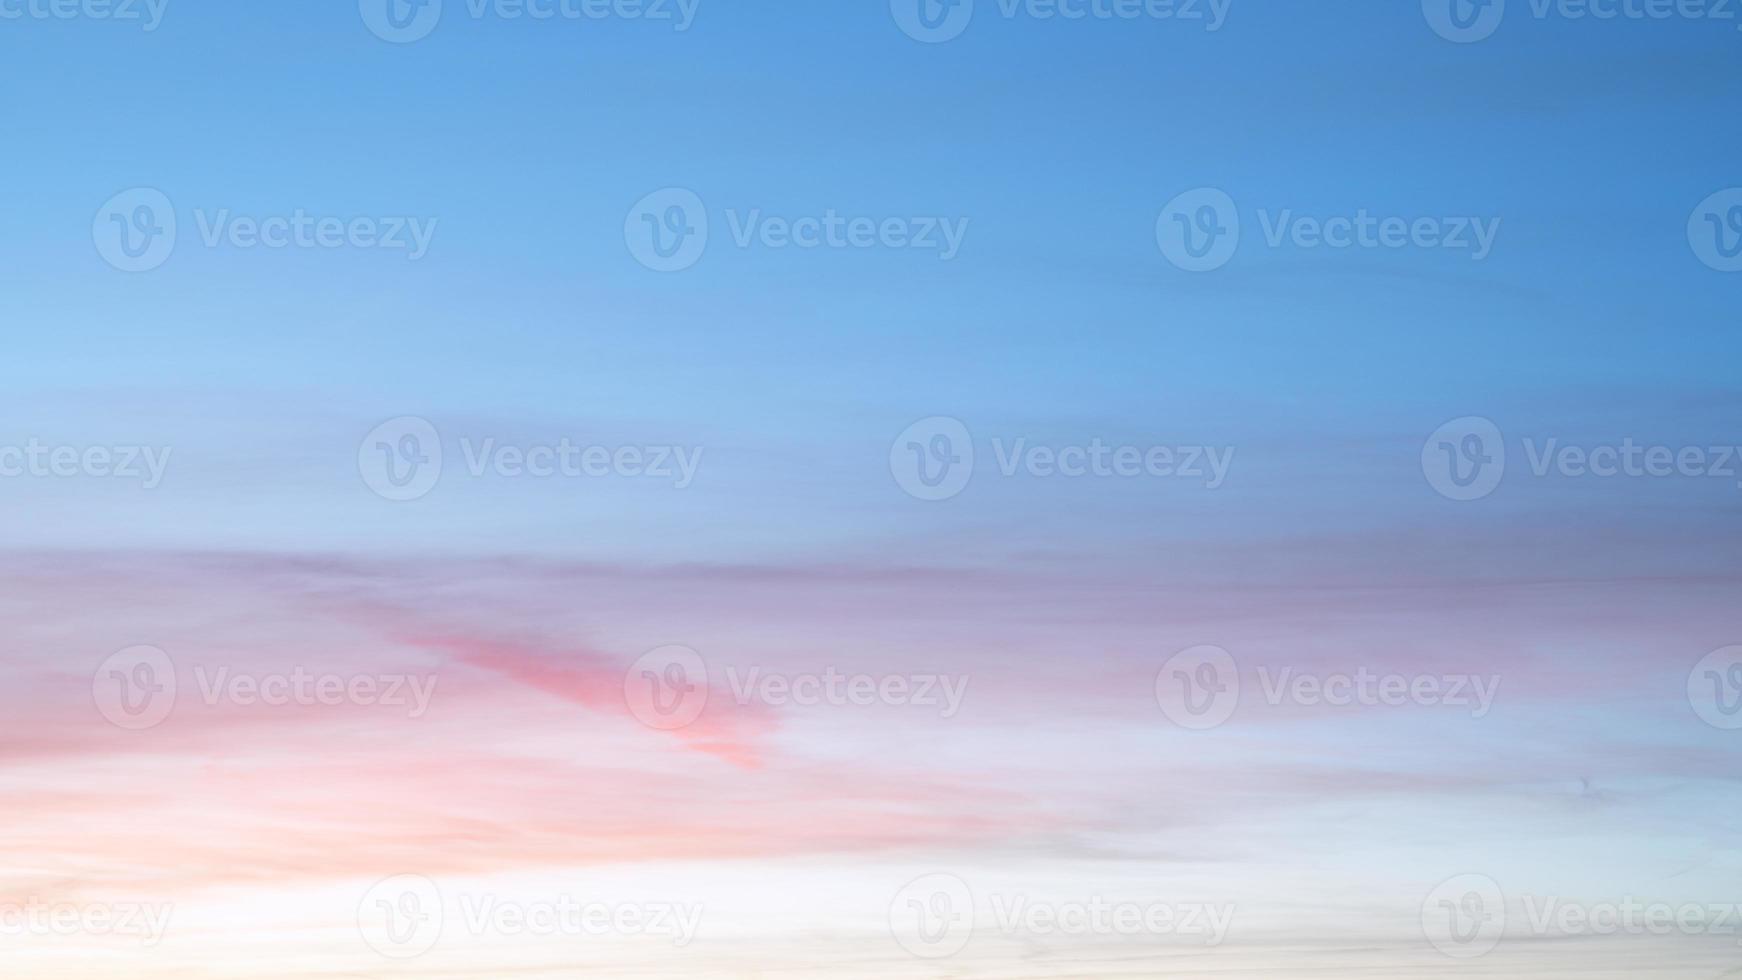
2,1,1741,976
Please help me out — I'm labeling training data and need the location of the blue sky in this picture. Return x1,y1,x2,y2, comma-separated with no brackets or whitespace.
3,4,1742,977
